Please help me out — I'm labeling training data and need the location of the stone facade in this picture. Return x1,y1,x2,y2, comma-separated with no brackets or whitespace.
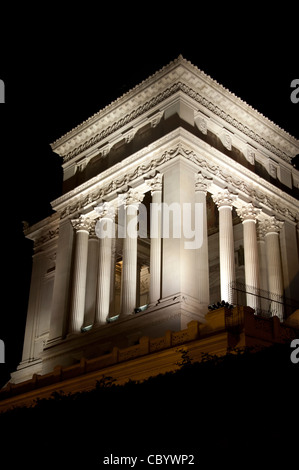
10,56,299,384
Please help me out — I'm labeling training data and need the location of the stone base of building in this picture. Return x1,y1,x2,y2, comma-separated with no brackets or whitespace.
11,294,207,382
2,307,298,412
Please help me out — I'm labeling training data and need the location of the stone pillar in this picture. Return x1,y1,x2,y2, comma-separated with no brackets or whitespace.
83,221,99,329
109,237,117,318
68,216,91,334
256,223,269,313
148,173,163,305
94,202,115,325
48,218,74,343
212,189,237,304
279,220,299,308
195,172,212,309
263,216,284,320
237,203,261,311
120,189,144,316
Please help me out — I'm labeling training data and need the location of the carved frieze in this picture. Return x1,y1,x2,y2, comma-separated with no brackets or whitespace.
58,143,298,224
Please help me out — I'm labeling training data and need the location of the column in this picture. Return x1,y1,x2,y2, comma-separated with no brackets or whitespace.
83,221,99,329
94,202,115,325
237,203,261,311
256,223,269,313
48,218,74,343
120,189,144,316
263,216,284,320
195,172,212,309
212,189,237,304
68,215,91,334
148,173,162,305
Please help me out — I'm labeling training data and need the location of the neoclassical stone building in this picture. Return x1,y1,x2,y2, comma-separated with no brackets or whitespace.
11,56,299,383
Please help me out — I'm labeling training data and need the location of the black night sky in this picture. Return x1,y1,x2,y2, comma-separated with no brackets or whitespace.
0,6,298,389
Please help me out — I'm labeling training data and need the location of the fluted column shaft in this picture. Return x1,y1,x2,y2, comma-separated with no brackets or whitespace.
263,217,284,320
237,203,261,311
212,190,237,304
120,190,144,316
69,216,91,334
94,203,115,325
195,172,212,308
149,174,162,305
83,223,99,328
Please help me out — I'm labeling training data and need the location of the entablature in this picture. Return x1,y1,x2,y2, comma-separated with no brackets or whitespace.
50,128,299,226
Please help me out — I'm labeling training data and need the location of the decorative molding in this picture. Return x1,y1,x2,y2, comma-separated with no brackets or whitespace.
52,79,295,165
245,145,255,165
55,141,298,223
34,227,59,249
219,131,233,151
194,112,208,135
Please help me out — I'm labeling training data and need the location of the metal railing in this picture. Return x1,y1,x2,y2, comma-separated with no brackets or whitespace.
229,281,299,322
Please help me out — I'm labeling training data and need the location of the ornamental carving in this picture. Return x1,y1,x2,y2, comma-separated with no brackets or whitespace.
118,188,145,207
195,171,213,194
146,173,163,194
236,203,261,222
94,201,115,219
34,227,59,249
212,188,238,208
59,143,297,223
219,132,232,151
245,146,255,165
195,115,208,135
58,82,292,165
71,215,92,232
260,216,284,234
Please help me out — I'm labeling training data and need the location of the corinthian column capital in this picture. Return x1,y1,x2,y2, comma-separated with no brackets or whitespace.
195,171,213,194
261,216,284,235
71,215,93,232
119,188,145,207
146,173,163,194
212,188,238,209
94,201,115,219
237,203,261,223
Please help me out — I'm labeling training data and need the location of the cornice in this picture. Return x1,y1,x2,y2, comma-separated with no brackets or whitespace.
50,56,298,166
51,128,299,224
